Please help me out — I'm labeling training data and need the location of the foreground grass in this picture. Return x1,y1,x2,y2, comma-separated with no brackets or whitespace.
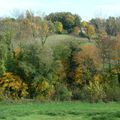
0,101,120,120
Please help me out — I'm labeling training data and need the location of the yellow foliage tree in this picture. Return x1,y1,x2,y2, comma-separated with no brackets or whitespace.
87,80,106,102
34,80,54,101
0,72,28,100
81,21,95,41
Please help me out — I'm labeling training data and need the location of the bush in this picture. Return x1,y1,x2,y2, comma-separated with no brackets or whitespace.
54,84,72,101
104,84,120,101
34,80,55,101
80,81,106,102
0,72,28,100
72,88,82,100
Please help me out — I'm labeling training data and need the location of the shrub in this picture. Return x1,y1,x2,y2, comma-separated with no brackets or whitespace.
87,81,106,102
54,84,72,101
104,84,120,101
72,88,82,100
34,80,55,101
80,80,106,102
0,72,28,100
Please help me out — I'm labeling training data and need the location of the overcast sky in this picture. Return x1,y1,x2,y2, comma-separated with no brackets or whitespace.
0,0,120,20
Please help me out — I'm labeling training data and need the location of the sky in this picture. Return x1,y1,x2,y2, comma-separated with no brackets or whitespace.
0,0,120,20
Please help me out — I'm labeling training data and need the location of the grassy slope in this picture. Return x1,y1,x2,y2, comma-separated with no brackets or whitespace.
46,34,94,47
0,102,120,120
13,34,92,48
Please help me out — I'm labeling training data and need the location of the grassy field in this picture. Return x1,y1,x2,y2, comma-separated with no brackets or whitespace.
0,101,120,120
45,34,95,47
14,34,93,47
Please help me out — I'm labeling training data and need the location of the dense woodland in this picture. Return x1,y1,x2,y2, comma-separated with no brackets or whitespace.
0,10,120,102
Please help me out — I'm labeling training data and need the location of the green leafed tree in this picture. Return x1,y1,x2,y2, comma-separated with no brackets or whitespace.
54,21,63,34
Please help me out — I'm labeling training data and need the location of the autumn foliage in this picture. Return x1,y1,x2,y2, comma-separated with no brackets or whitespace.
0,11,120,102
0,72,28,100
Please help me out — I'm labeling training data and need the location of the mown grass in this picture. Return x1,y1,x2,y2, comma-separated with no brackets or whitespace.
0,101,120,120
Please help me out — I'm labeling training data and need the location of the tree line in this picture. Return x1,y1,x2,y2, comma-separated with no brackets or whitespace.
0,11,120,102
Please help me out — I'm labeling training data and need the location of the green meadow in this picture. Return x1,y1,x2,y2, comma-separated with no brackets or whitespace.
0,102,120,120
